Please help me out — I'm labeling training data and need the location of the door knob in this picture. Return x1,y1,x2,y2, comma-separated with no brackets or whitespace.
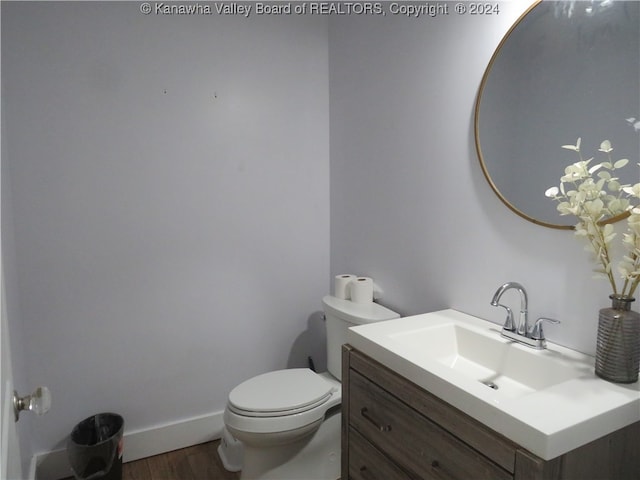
13,386,52,422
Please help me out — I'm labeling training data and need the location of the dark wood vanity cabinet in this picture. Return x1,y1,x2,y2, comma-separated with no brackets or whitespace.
342,345,640,480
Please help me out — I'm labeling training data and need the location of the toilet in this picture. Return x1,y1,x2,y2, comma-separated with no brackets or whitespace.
220,295,400,480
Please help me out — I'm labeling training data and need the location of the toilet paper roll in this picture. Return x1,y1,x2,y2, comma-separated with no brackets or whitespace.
351,277,374,304
334,274,357,299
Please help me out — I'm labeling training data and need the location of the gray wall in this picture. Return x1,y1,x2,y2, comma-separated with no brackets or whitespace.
329,3,611,355
2,1,329,457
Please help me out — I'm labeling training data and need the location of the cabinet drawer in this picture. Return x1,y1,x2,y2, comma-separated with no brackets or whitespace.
350,370,512,480
349,427,416,480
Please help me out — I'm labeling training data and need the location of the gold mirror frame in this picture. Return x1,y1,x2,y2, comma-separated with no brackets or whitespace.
474,0,635,230
474,1,562,228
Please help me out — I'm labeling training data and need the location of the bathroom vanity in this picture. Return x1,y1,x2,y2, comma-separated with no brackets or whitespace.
341,309,640,480
342,345,640,480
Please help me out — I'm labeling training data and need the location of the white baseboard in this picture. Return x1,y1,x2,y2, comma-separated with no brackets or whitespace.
33,411,225,480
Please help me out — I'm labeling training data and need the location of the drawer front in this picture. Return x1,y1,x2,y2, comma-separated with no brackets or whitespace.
349,370,512,480
349,427,416,480
348,348,516,472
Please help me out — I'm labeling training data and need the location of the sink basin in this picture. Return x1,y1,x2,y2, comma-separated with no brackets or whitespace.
389,322,585,398
347,309,640,460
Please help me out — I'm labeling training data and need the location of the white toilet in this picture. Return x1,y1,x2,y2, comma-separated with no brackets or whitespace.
221,295,400,480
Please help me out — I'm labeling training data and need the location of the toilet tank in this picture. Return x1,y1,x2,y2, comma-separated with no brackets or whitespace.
322,295,400,380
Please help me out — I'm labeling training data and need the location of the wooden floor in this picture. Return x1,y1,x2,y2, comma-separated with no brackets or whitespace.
64,440,240,480
123,440,240,480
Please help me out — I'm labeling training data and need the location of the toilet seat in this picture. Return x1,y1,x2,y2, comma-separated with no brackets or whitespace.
228,369,335,417
224,370,342,435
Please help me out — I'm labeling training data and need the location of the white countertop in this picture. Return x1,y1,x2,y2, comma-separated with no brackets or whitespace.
347,309,640,460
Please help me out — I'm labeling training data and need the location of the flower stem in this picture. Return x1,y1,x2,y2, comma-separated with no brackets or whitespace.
585,216,618,294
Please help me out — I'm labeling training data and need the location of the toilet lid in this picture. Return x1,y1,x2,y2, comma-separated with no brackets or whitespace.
228,369,335,416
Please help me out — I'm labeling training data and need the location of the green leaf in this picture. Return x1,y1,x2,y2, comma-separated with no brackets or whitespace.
614,158,629,169
562,138,581,151
599,140,613,153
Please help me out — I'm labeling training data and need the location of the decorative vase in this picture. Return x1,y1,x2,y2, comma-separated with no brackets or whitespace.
595,295,640,383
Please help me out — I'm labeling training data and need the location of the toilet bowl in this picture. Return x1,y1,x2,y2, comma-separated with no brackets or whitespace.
221,295,399,480
224,369,342,479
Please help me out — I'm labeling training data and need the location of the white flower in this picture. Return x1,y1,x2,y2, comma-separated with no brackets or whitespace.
601,223,616,244
627,214,640,235
623,184,640,198
546,138,640,297
627,117,640,132
545,186,559,198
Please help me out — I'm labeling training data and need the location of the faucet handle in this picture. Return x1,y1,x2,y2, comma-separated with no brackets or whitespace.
494,303,516,332
530,317,560,340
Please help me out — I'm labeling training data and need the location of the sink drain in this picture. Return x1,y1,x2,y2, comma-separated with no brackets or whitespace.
482,381,499,390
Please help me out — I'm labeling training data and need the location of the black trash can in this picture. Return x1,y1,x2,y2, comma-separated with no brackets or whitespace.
67,413,124,480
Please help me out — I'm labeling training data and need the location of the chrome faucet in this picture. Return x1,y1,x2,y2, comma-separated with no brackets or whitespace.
490,282,560,349
491,282,529,335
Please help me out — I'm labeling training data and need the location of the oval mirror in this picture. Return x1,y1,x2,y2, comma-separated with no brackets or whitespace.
475,0,640,229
